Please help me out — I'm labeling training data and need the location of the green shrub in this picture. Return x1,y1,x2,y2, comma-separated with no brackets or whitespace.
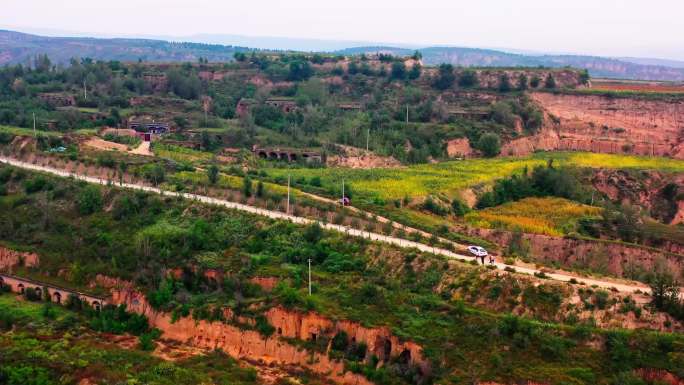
141,163,165,186
605,331,634,372
243,176,253,197
207,164,219,185
566,367,596,383
476,133,501,158
0,132,15,144
593,290,610,310
530,75,541,88
458,69,478,88
138,334,154,351
451,198,470,216
390,61,406,80
0,168,12,183
539,335,572,360
331,331,349,352
433,64,455,90
96,153,116,168
148,278,176,310
0,365,53,385
24,287,42,302
255,315,275,337
422,196,448,216
77,185,102,215
545,74,557,89
23,176,52,194
498,73,512,92
41,303,56,320
347,341,368,361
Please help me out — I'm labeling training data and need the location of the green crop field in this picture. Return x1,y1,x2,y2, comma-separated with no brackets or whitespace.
152,143,214,163
0,124,62,138
263,152,684,202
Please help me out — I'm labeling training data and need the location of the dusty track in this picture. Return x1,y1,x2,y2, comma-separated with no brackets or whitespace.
0,156,657,296
129,141,152,156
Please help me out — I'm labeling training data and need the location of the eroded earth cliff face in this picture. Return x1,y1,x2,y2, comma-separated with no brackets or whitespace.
592,169,684,225
110,289,428,385
461,227,684,280
501,92,684,158
326,145,403,169
475,69,583,90
0,246,39,270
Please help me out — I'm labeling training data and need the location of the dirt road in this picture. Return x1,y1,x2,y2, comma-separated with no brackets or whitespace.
0,156,656,296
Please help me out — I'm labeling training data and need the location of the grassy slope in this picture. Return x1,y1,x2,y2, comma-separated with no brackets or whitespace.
263,152,684,203
0,294,263,385
256,152,684,246
0,125,62,138
2,165,684,385
152,142,214,163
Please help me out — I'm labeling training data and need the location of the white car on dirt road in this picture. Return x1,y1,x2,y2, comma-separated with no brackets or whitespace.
467,245,488,258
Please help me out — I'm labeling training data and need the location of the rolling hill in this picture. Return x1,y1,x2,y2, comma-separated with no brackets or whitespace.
3,29,684,81
0,29,251,65
336,46,684,81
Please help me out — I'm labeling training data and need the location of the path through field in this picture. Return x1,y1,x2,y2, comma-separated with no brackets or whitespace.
129,140,152,156
83,137,128,152
83,137,153,156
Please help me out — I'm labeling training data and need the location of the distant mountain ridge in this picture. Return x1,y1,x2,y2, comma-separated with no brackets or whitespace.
336,46,684,81
2,29,684,81
0,30,251,65
617,57,684,69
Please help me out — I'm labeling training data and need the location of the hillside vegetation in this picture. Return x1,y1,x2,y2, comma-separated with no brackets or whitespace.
2,28,684,385
0,294,266,385
262,152,684,202
2,165,684,385
3,30,684,81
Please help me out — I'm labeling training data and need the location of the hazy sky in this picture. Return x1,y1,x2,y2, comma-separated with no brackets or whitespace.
3,0,683,60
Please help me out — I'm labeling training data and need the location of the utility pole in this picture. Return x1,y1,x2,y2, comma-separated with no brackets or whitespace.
286,174,291,215
341,179,345,205
32,113,36,137
308,258,312,296
83,80,87,100
366,129,370,152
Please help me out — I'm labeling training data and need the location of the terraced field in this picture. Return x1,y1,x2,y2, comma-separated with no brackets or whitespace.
264,152,684,202
465,197,602,236
591,80,684,93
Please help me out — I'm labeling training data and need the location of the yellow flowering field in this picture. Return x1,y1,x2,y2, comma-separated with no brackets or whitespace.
465,197,602,236
264,151,684,201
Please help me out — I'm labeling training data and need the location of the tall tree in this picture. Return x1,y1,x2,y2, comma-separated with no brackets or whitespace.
207,164,219,185
433,64,455,90
517,73,529,91
390,61,407,80
544,74,557,89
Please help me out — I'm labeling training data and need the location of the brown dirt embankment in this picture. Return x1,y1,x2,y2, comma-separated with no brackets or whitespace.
501,92,684,158
591,169,684,225
111,289,429,385
0,246,39,270
461,227,684,280
326,145,402,169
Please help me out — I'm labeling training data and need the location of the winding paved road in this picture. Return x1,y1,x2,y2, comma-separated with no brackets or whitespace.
0,156,653,296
